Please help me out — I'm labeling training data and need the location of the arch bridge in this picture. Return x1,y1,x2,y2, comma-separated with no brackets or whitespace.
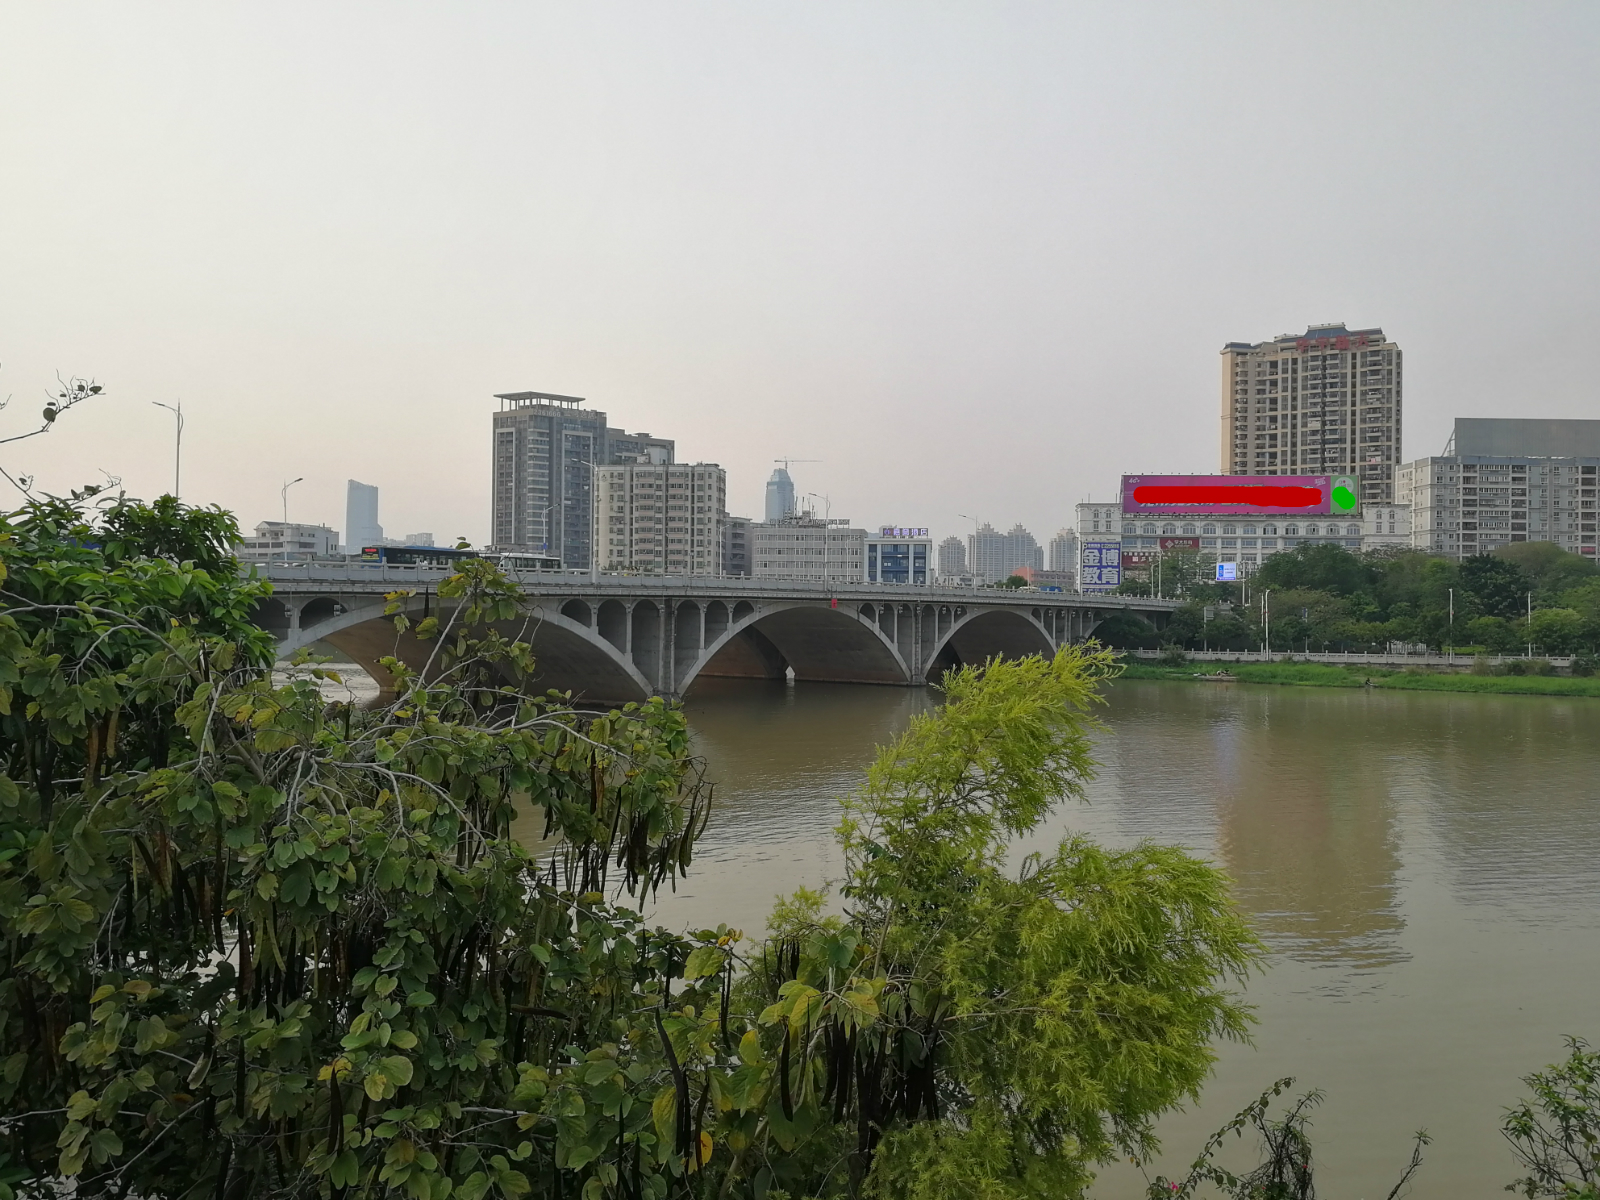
253,566,1178,704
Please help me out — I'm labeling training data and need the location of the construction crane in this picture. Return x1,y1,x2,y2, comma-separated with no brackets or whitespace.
773,458,821,471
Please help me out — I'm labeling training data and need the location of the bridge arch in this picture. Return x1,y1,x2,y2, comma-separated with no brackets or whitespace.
922,606,1056,683
679,601,911,693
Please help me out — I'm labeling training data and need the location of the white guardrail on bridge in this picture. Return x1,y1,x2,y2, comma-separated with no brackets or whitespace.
246,563,1184,609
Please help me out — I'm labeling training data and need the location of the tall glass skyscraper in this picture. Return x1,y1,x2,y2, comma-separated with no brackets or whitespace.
764,467,796,522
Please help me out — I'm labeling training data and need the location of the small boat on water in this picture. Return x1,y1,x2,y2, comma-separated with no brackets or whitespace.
1193,671,1237,681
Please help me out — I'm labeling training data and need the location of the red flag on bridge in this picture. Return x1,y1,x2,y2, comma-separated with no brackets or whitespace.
830,597,838,608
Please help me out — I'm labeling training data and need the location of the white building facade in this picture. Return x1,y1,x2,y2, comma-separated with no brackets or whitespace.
237,521,342,564
596,462,726,575
1397,419,1600,560
751,518,866,585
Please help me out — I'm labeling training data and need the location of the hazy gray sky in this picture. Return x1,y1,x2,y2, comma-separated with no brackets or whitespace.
3,3,1597,546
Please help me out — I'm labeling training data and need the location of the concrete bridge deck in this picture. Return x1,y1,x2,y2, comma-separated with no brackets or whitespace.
252,565,1179,703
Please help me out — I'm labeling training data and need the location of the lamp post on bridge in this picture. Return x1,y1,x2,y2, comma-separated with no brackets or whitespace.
152,400,183,498
280,477,304,565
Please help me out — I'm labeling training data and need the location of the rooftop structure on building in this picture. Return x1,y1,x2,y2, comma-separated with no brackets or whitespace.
490,391,675,569
1221,323,1402,505
1398,418,1600,560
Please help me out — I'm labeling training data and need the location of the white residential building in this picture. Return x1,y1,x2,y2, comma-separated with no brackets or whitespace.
596,462,726,575
237,521,341,564
1047,528,1078,573
1397,418,1600,559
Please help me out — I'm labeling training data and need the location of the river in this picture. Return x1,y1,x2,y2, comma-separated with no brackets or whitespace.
653,676,1600,1198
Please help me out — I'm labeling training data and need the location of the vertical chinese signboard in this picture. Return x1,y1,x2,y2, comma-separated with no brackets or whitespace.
1079,541,1121,591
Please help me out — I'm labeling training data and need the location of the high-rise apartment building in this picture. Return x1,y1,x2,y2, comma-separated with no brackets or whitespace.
765,468,796,522
1047,529,1078,572
596,462,726,575
967,523,1043,583
490,392,674,568
346,480,382,552
1398,418,1600,559
937,536,967,578
1221,324,1402,505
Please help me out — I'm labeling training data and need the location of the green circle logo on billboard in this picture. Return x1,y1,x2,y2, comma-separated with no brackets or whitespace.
1331,475,1358,513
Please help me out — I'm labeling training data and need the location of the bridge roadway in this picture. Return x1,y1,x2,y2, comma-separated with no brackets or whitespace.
253,564,1179,703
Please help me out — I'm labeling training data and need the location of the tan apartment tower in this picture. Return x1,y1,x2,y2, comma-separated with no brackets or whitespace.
1220,324,1402,505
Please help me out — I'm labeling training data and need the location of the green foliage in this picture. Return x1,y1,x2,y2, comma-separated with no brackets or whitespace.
0,492,734,1199
742,647,1262,1197
1495,541,1598,599
1461,553,1532,621
1255,542,1377,597
1504,1037,1600,1198
98,492,244,575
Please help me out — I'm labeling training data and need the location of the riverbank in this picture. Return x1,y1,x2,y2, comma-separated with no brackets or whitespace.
1117,659,1600,697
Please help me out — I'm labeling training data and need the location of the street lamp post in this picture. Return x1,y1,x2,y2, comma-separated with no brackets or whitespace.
152,400,183,498
280,477,304,564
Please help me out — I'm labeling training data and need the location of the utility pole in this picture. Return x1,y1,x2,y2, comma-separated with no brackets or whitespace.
1527,590,1533,658
152,400,183,498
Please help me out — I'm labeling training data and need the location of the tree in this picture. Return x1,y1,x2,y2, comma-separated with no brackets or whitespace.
0,370,106,494
1254,543,1374,598
0,491,730,1199
1503,1037,1600,1198
1460,554,1532,621
1466,615,1521,655
1091,611,1158,649
749,648,1261,1197
1528,608,1584,656
1495,542,1598,601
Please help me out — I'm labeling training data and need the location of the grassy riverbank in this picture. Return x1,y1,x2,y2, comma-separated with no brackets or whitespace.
1118,660,1600,697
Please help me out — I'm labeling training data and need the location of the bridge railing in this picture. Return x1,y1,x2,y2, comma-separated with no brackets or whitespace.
246,563,1182,607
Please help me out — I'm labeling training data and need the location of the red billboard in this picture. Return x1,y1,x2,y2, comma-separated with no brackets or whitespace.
1121,473,1358,517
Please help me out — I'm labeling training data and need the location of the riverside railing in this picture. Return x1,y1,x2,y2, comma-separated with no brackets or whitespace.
1130,648,1577,669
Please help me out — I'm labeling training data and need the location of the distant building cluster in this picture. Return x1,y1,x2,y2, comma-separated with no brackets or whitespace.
241,327,1599,588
